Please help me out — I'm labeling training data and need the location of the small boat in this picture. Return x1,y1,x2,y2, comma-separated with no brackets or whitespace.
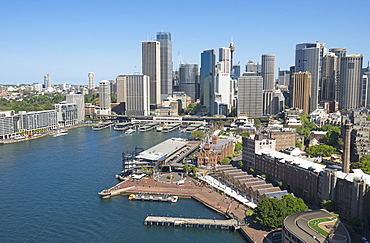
180,129,186,133
128,194,136,200
52,132,68,137
125,129,135,134
98,191,112,199
156,126,163,132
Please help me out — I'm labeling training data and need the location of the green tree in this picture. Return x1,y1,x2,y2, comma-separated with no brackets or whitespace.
254,119,262,128
322,200,336,212
238,160,243,168
190,165,199,174
186,103,197,115
253,194,308,229
296,141,302,148
221,157,230,165
182,164,190,172
351,155,370,173
240,132,250,138
296,114,317,139
227,107,237,117
306,145,336,158
189,130,206,140
111,93,117,103
234,142,242,152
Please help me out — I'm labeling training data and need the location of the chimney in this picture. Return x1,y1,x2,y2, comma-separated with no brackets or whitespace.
342,120,352,173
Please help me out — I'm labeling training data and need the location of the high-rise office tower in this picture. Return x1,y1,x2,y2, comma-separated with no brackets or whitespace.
44,74,51,88
278,69,290,86
292,72,312,114
320,52,338,102
215,72,232,115
66,94,85,122
179,64,198,102
364,63,370,107
237,74,263,117
124,75,151,116
295,42,326,113
246,60,258,73
263,89,285,115
116,75,126,104
200,50,216,115
88,72,95,89
156,31,172,98
261,54,275,90
329,48,346,102
339,55,363,110
231,65,240,80
218,47,231,74
142,41,161,106
98,80,111,115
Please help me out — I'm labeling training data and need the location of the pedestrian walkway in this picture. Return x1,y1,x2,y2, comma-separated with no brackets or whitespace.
198,175,257,209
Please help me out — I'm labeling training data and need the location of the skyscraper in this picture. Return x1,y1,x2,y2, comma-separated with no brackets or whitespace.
237,74,263,117
179,64,198,102
261,54,275,90
156,31,172,98
246,60,258,73
200,50,216,115
98,80,111,115
218,47,231,74
292,72,312,114
88,72,95,89
295,42,326,113
320,52,338,103
142,41,161,106
278,69,290,86
66,94,85,122
339,55,363,110
44,74,51,88
124,75,151,116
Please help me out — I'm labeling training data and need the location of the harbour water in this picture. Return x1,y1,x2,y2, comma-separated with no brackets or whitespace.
0,127,244,242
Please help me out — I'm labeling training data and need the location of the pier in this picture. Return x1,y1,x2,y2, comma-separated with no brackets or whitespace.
144,216,240,231
128,192,178,202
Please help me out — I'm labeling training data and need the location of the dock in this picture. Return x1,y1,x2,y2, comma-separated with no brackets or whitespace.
144,216,240,231
138,122,158,131
128,192,178,202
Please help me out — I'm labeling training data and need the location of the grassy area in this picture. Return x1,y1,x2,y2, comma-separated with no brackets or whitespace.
308,218,332,238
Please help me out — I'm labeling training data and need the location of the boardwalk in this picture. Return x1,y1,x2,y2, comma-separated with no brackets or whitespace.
144,216,240,231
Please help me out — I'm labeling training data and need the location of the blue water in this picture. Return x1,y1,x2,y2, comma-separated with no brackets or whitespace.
0,127,244,242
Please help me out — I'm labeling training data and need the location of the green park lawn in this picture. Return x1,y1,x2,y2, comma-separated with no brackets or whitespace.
308,218,332,238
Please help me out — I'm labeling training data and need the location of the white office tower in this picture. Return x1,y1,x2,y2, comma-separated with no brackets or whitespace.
278,69,290,87
215,73,232,115
156,31,173,99
218,47,231,74
237,74,263,118
246,60,259,73
339,55,363,110
142,41,161,106
261,54,275,90
263,89,285,115
295,42,327,113
124,75,150,116
34,83,43,92
98,80,111,115
88,72,95,89
44,74,51,88
66,94,85,122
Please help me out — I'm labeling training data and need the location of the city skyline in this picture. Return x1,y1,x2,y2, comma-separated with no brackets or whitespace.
1,0,369,85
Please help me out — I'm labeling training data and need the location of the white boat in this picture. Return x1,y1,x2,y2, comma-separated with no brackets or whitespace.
52,132,68,137
125,129,135,134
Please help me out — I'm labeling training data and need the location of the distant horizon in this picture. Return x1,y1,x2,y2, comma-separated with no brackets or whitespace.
1,0,369,85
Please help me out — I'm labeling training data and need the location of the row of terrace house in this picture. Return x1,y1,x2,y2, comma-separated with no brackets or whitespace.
212,165,289,203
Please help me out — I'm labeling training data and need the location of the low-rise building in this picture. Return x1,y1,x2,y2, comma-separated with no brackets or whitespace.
197,135,234,167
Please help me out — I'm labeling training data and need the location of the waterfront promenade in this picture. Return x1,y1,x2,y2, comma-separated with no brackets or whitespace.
102,175,271,242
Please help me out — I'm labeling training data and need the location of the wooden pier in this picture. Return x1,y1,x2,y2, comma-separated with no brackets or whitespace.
144,216,240,231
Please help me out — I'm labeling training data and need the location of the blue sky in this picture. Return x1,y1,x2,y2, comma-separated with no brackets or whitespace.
1,0,369,85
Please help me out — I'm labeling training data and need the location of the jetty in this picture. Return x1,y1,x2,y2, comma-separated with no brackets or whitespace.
162,123,181,132
92,122,113,130
128,192,178,202
185,123,202,133
138,122,158,132
144,216,240,231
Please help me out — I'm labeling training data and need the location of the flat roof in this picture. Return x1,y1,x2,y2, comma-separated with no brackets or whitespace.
258,148,326,173
136,138,188,162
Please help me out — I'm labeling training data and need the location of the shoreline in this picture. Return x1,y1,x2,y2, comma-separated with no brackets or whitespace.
0,123,96,145
100,175,270,242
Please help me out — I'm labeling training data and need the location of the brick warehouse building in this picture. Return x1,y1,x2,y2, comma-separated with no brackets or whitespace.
197,135,234,167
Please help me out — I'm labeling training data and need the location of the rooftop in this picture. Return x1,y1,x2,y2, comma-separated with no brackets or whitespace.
136,138,188,162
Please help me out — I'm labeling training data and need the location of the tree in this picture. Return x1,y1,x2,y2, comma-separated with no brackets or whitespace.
322,125,341,147
322,200,336,212
189,130,206,140
296,114,317,139
186,103,197,115
221,157,230,165
306,144,336,158
238,160,243,168
227,107,236,117
234,142,242,152
253,194,308,229
351,155,370,174
182,164,190,172
296,141,302,148
254,119,262,128
190,165,199,174
240,132,250,138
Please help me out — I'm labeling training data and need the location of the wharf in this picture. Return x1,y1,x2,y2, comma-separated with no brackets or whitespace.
128,192,178,202
144,216,240,231
138,122,158,131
